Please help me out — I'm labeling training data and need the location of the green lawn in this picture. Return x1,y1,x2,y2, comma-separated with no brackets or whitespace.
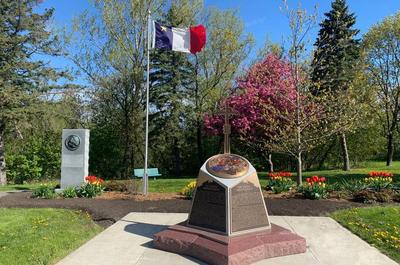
331,206,400,263
0,208,103,265
148,178,195,193
0,181,57,192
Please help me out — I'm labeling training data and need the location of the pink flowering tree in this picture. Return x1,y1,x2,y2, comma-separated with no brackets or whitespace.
204,54,297,170
204,53,345,184
206,3,350,185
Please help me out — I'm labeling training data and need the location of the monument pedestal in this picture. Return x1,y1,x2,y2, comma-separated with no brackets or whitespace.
153,153,306,264
153,222,306,265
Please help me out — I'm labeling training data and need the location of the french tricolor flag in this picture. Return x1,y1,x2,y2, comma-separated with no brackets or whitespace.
152,22,206,54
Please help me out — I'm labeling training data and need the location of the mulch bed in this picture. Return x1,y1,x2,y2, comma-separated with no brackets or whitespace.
0,191,369,228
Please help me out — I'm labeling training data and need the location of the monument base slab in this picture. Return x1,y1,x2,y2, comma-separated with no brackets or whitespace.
153,222,306,265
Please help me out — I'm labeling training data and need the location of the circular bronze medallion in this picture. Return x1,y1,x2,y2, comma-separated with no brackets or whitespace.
65,135,81,151
206,154,249,179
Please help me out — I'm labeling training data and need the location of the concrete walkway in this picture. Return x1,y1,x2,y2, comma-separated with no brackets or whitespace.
57,213,398,265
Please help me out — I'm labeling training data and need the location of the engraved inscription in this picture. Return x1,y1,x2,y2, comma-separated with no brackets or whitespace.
188,181,226,233
231,182,269,233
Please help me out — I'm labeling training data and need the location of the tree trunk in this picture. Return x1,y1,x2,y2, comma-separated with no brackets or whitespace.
296,152,302,186
172,138,181,177
267,153,273,172
318,139,336,169
340,133,350,171
386,132,394,166
0,132,6,186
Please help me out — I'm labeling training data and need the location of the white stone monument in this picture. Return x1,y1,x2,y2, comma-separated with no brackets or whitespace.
60,129,90,189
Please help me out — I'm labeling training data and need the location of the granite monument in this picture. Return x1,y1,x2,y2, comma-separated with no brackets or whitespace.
60,129,90,189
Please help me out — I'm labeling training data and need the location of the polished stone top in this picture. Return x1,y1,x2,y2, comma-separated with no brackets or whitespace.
206,154,249,179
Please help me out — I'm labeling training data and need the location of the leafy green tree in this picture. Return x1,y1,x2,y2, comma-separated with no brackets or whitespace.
71,0,252,178
254,1,352,185
255,38,284,62
363,12,400,166
193,7,254,164
306,69,376,169
70,0,166,178
281,1,317,184
311,0,360,171
0,0,64,185
4,93,83,183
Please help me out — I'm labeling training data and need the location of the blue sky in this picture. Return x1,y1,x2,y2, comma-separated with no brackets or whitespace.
36,0,400,81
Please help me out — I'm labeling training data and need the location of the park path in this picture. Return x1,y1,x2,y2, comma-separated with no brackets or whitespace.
57,213,398,265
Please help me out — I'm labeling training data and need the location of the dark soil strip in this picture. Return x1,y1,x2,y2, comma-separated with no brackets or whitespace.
0,192,365,228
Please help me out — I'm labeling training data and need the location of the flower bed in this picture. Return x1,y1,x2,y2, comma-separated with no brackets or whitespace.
299,176,328,200
364,171,393,191
31,176,105,199
180,181,197,199
337,171,398,203
266,172,295,194
264,170,399,202
77,176,105,198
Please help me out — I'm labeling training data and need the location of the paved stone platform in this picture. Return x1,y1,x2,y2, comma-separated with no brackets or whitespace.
57,213,398,265
154,222,306,265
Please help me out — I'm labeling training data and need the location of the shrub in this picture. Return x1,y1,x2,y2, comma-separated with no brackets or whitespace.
353,189,393,203
180,181,197,199
61,187,78,198
103,180,141,193
393,182,400,192
6,134,61,183
266,172,295,194
104,180,129,192
299,176,328,200
77,176,105,198
375,190,393,203
393,192,400,202
364,172,393,191
32,184,56,199
6,154,42,184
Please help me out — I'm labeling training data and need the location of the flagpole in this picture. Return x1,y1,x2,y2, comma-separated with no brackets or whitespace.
144,9,151,196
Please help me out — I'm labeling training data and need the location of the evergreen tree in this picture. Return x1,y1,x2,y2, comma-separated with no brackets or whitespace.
0,0,64,185
311,0,360,171
150,0,198,176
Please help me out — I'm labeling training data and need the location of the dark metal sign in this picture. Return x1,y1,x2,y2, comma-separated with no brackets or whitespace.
65,135,81,151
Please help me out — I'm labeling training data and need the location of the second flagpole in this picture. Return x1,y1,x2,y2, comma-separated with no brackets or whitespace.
144,9,151,196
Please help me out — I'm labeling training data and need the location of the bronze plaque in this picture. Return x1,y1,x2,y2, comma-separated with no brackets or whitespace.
188,181,226,233
231,182,269,233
